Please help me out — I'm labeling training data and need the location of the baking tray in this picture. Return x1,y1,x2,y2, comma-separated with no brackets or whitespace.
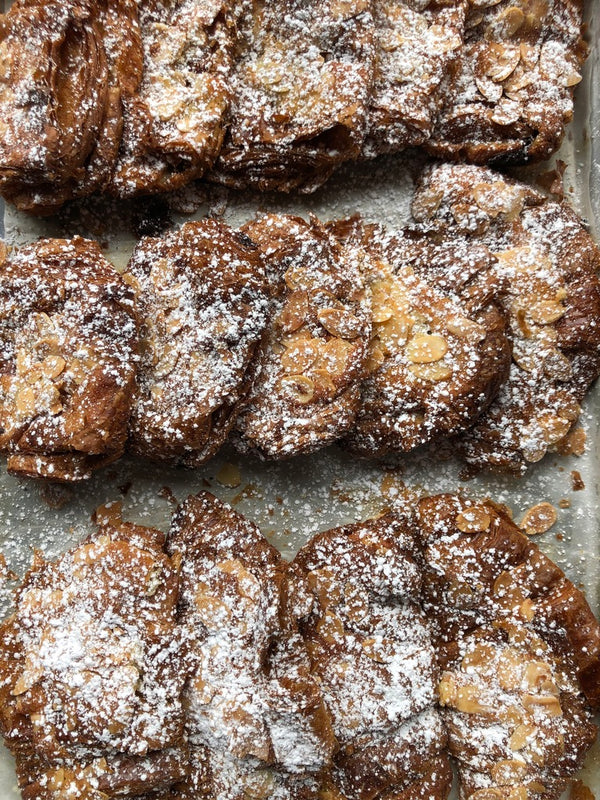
0,0,599,796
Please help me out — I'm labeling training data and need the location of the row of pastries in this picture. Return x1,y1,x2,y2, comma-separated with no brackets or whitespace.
1,163,599,481
0,489,598,799
0,0,587,213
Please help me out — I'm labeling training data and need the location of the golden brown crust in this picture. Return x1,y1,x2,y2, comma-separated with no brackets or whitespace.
0,237,138,481
124,219,268,467
0,503,188,798
412,163,600,473
168,491,336,800
329,217,511,456
211,0,375,193
417,493,600,800
109,0,235,197
292,513,452,800
363,0,466,156
0,0,141,214
235,214,372,459
427,0,587,165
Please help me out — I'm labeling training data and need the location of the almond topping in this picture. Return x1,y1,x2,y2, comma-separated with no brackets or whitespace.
406,333,449,364
522,694,562,716
280,374,315,404
519,502,557,536
456,506,492,533
317,307,362,340
408,363,452,384
509,723,537,751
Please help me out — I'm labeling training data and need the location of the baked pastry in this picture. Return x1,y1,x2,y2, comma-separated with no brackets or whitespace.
363,0,465,157
417,494,600,800
428,0,587,164
110,0,235,197
235,214,372,459
0,237,138,481
124,219,268,467
0,0,141,214
329,217,511,457
168,491,336,799
291,512,453,800
412,163,600,473
0,503,188,799
211,0,375,192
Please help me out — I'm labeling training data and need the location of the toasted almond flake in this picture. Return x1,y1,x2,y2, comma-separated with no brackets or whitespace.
408,361,453,382
490,759,528,784
317,307,362,339
280,374,315,404
456,505,491,533
519,502,557,536
528,300,566,325
522,693,562,716
509,723,537,751
216,462,242,488
406,333,448,364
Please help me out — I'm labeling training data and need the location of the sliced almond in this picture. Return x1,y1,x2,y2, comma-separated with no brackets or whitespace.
490,759,528,784
406,333,448,364
446,317,486,342
455,685,492,715
522,693,562,716
456,505,491,533
519,502,557,536
279,374,315,405
509,722,537,750
317,307,362,340
317,611,345,644
408,362,453,382
527,300,565,325
41,355,66,380
216,462,242,488
484,43,520,82
278,290,309,333
281,337,319,374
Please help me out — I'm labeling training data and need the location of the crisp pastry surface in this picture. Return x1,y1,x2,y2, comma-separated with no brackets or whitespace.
0,237,138,482
417,493,600,800
364,0,466,157
235,214,372,460
168,491,336,800
291,512,452,800
428,0,587,165
330,217,511,457
0,0,141,214
124,219,268,467
0,504,187,800
0,493,598,799
110,0,235,197
212,0,375,192
412,162,600,473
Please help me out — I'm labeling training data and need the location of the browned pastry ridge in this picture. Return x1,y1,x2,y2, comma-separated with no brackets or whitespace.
123,219,269,467
168,491,336,799
291,512,453,800
234,213,372,459
428,0,588,165
328,216,511,457
0,503,188,800
363,0,466,157
0,0,141,215
109,0,236,197
411,162,600,473
210,0,376,193
417,494,600,800
0,237,138,482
